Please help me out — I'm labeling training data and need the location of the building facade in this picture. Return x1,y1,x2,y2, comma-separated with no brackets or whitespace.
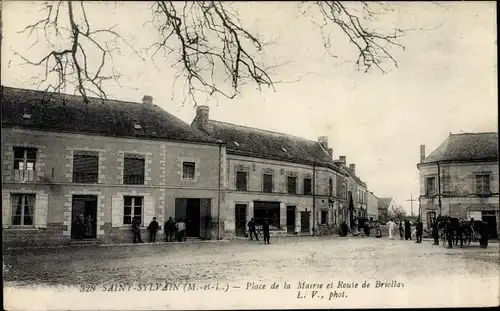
191,106,367,236
2,87,374,246
418,132,499,238
377,197,397,223
366,191,379,220
2,87,229,247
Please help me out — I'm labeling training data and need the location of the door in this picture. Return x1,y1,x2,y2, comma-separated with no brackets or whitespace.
301,211,310,233
287,206,296,233
482,211,498,239
71,195,97,239
235,204,247,237
186,199,201,237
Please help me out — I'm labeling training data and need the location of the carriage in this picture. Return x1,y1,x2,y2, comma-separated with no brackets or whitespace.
437,216,481,246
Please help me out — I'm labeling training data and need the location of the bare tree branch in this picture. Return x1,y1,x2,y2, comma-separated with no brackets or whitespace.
14,1,409,104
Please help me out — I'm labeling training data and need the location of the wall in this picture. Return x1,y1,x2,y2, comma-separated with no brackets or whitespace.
419,161,499,233
2,128,223,247
366,192,379,220
225,155,341,235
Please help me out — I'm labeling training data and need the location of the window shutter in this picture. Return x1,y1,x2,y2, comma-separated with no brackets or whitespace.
143,195,155,226
2,193,10,228
35,193,48,228
111,195,123,227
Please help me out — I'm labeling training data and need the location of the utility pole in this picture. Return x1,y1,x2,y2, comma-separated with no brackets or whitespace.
406,195,417,217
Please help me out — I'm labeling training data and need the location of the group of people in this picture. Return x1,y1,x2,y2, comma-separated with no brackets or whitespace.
430,215,490,249
386,218,424,242
131,216,187,244
72,214,95,239
247,218,271,244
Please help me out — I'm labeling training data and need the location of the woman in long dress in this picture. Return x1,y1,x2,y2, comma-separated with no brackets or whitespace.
404,219,411,240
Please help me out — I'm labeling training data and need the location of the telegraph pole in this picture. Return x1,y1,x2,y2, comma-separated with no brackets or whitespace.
406,195,417,217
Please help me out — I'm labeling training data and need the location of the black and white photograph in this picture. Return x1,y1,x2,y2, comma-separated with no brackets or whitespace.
1,1,498,310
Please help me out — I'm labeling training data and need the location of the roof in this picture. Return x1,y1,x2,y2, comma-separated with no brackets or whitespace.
378,198,394,210
1,86,217,144
199,119,341,172
421,132,498,164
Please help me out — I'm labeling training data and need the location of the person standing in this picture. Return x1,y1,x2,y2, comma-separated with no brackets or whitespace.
386,219,396,240
445,217,454,248
148,217,159,243
404,219,411,240
415,218,423,243
84,215,94,238
374,221,382,238
164,217,176,242
399,221,404,240
479,221,489,249
247,218,259,241
262,219,271,244
175,218,186,242
455,218,465,248
432,219,439,245
132,217,143,244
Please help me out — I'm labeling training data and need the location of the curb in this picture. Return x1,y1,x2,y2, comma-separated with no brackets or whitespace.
4,239,231,251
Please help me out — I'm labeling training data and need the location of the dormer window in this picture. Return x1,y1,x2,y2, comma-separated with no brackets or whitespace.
234,141,240,147
281,147,288,152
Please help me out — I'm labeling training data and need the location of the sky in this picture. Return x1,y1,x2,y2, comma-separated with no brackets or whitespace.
1,1,497,215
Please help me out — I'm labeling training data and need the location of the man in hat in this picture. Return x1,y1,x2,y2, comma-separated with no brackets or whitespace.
148,217,159,243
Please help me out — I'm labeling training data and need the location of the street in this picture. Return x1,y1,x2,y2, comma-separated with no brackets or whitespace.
4,236,499,309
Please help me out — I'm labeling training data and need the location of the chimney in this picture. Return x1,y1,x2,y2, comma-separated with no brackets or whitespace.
349,164,356,175
142,95,153,105
339,156,346,165
327,148,333,158
420,145,425,162
318,136,328,149
195,105,210,128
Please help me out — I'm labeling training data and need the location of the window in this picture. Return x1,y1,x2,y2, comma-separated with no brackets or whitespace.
475,174,490,195
321,210,328,225
182,162,195,179
73,152,99,183
13,147,37,182
287,176,297,194
124,156,145,185
236,171,248,191
263,174,273,193
425,177,436,196
253,201,280,230
328,178,333,197
11,194,35,226
123,196,143,225
303,178,312,195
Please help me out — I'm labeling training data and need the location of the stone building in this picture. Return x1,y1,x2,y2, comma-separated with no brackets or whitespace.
366,191,379,220
2,86,373,246
2,86,228,247
418,132,499,238
377,197,397,223
191,106,369,235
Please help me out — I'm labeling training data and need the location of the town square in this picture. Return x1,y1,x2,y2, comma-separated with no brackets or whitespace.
1,1,498,310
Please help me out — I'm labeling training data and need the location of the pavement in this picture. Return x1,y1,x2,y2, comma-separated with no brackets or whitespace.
3,235,499,309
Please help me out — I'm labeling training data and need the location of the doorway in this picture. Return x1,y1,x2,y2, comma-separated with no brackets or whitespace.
286,206,296,233
235,204,247,237
175,198,201,238
301,211,310,233
482,211,498,239
71,195,97,240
